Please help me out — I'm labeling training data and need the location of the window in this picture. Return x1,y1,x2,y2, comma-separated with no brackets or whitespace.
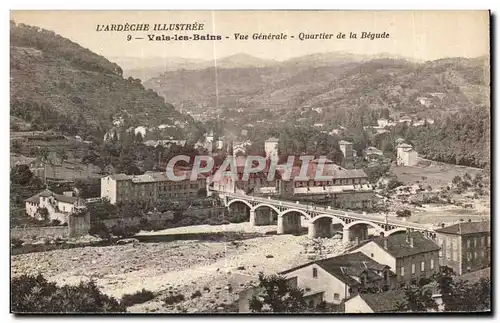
412,264,415,274
334,293,340,300
312,267,318,278
371,253,374,257
474,238,478,248
430,259,434,269
400,267,405,276
467,239,471,248
487,237,490,247
467,252,472,261
383,271,388,281
421,261,425,271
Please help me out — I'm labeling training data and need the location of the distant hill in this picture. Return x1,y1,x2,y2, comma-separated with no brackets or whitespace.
10,21,188,138
116,53,279,81
143,53,490,117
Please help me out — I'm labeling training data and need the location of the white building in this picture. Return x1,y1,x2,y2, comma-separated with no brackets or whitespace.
25,189,86,224
396,143,418,166
134,126,147,137
279,252,395,305
264,137,279,160
338,140,353,159
101,171,207,205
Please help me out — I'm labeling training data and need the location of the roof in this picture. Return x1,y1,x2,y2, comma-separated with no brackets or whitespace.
338,140,352,145
280,252,390,287
25,189,79,204
53,193,79,204
397,143,413,148
108,173,131,181
265,137,279,142
435,221,490,235
11,155,38,166
456,268,490,283
354,231,440,258
355,289,405,312
276,163,367,181
25,189,53,203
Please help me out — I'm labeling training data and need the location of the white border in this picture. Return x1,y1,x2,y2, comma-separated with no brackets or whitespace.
2,1,498,323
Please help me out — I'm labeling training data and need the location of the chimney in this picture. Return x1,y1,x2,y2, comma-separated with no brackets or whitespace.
468,219,472,222
441,223,445,228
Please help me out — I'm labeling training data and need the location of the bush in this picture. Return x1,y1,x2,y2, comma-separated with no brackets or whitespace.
138,218,154,232
387,178,404,190
89,221,110,240
11,238,24,248
396,209,412,217
121,288,155,307
50,219,61,226
191,290,202,299
110,225,140,239
164,293,185,305
11,274,126,313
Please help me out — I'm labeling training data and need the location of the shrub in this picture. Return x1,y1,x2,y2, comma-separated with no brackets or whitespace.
89,221,110,240
11,274,125,313
387,178,404,190
11,238,24,248
396,209,412,217
138,218,153,231
164,293,185,305
50,219,61,226
121,288,155,307
191,290,202,299
110,225,140,239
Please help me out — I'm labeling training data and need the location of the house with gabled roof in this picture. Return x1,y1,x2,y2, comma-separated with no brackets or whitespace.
348,231,440,287
25,189,86,224
278,252,396,304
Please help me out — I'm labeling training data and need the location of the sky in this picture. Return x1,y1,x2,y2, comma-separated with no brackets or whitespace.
10,10,490,62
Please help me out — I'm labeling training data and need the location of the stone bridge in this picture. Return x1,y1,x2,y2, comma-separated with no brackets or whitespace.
218,192,435,244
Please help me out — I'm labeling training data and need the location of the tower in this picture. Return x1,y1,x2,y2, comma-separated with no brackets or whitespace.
264,137,279,160
338,140,353,168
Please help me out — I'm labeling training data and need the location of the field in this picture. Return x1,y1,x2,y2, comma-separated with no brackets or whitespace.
390,160,484,188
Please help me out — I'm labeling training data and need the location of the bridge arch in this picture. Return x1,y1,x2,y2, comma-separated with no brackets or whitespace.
310,214,346,227
385,228,407,236
251,203,280,215
227,199,252,210
345,220,384,232
278,208,312,221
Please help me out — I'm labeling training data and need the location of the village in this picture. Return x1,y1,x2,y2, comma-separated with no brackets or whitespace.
10,111,491,313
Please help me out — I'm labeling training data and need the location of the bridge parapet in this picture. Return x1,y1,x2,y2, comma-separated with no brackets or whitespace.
218,191,434,234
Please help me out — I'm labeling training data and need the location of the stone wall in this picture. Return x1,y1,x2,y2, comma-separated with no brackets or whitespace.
11,226,69,240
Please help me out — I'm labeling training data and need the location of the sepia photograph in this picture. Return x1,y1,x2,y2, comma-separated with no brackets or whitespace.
8,10,491,314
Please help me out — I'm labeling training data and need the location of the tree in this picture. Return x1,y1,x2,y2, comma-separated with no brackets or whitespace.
394,285,438,312
11,140,23,154
11,274,125,313
249,273,310,313
56,148,68,167
432,266,491,312
10,164,33,186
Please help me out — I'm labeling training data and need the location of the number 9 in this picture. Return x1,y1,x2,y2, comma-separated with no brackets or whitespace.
127,35,132,41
